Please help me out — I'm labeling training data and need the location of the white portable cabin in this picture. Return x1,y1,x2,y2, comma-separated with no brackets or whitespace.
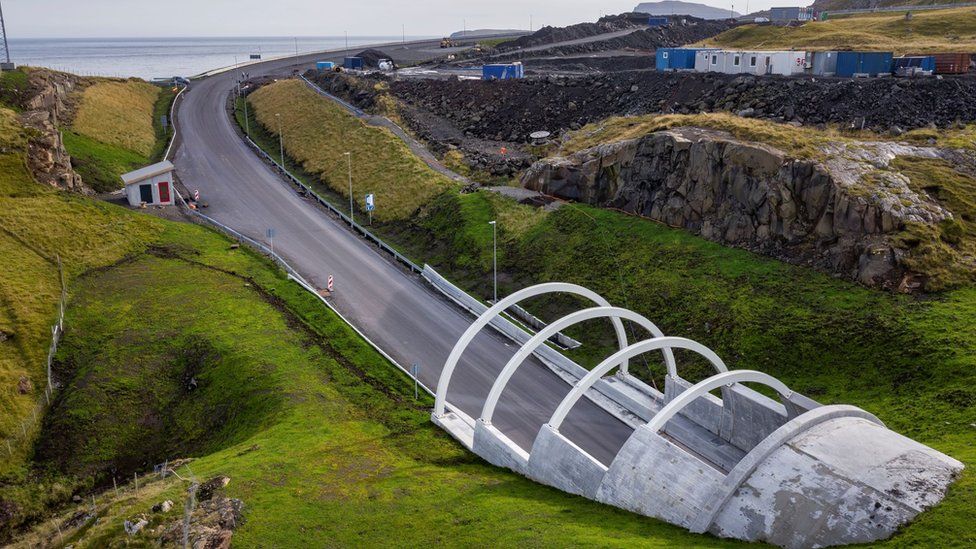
695,50,809,76
121,160,175,207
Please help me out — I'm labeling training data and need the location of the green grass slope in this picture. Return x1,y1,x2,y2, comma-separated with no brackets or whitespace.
241,81,976,546
9,220,749,548
708,6,976,53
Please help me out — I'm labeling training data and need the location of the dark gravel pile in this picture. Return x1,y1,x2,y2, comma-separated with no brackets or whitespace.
354,49,397,68
492,19,735,61
496,13,646,51
390,71,976,141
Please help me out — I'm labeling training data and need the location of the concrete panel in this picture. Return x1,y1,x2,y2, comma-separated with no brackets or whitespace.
708,415,964,548
722,383,790,450
472,420,529,475
596,425,724,528
526,425,608,498
665,375,724,435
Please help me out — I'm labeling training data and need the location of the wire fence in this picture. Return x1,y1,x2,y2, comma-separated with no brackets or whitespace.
2,255,66,460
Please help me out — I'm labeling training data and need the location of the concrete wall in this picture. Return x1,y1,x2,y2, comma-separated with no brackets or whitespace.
597,425,725,528
527,424,608,498
473,419,529,474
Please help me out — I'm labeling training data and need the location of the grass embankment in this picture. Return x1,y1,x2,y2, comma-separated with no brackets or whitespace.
5,210,744,548
64,80,177,192
708,6,976,53
247,79,452,221
0,106,160,475
241,81,976,546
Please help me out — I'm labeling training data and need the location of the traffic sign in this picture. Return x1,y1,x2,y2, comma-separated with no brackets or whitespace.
365,193,375,212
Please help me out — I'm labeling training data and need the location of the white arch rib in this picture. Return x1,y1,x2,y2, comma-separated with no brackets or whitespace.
548,337,728,431
644,369,792,435
434,282,628,417
480,306,676,424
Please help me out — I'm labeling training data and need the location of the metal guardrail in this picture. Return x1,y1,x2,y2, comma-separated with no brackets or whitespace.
240,134,424,275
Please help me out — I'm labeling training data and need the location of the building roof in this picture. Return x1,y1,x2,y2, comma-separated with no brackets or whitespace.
121,160,174,186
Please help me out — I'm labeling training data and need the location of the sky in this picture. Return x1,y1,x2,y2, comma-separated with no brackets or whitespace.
4,0,809,39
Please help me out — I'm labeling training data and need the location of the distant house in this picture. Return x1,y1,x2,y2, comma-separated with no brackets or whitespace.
121,160,175,207
769,6,814,21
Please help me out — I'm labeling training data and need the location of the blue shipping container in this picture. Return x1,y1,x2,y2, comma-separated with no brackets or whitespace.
648,17,669,26
316,61,335,70
343,57,364,70
656,48,705,71
835,51,893,77
482,63,524,80
893,56,935,72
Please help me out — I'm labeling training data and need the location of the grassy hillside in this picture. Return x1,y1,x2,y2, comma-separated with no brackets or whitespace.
247,79,452,221
236,80,976,546
708,6,976,53
0,106,160,473
813,0,976,12
65,80,177,192
4,215,749,548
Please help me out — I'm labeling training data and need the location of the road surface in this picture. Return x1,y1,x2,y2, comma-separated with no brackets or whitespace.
173,39,634,464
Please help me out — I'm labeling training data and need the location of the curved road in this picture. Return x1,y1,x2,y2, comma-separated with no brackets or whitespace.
173,41,633,464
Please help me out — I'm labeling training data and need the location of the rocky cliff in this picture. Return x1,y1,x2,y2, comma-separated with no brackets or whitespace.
522,128,953,289
17,69,88,193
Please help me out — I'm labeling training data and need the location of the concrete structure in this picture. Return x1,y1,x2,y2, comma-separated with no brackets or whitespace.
695,50,808,76
769,6,814,21
121,160,175,207
433,282,963,548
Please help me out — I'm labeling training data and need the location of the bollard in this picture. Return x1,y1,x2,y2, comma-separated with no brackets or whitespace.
134,472,139,491
113,477,119,497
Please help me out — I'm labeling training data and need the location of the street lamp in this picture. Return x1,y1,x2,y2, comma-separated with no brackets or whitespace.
275,113,284,168
344,152,354,224
488,220,497,303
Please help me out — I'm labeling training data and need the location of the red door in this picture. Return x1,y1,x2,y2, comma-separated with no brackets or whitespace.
158,181,170,203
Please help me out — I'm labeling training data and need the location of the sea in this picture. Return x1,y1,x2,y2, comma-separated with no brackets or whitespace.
7,36,429,80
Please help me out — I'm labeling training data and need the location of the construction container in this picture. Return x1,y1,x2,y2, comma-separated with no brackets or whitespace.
316,61,336,70
647,17,669,26
893,56,935,72
656,48,714,71
695,50,808,76
810,51,838,76
482,62,524,80
343,57,364,70
908,53,972,74
835,51,893,77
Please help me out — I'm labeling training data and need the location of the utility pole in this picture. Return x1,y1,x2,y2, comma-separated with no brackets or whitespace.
275,113,284,168
294,37,298,58
402,24,405,46
344,152,354,224
242,75,250,137
345,31,349,51
488,220,497,303
1,0,13,69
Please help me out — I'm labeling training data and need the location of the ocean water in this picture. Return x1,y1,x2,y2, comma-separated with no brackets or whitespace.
7,36,425,80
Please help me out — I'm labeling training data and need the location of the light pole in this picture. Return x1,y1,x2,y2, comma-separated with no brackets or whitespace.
275,113,284,168
488,220,497,303
242,75,250,137
344,152,354,224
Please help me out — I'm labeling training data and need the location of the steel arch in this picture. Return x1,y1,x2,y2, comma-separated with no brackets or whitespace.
548,337,728,430
434,282,628,417
480,306,676,424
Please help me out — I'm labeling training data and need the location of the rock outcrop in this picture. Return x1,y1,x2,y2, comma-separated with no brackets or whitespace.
522,128,952,289
16,69,89,193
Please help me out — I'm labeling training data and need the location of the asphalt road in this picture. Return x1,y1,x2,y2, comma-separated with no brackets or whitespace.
173,39,634,464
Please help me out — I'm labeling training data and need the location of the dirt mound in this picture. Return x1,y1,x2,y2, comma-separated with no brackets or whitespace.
497,13,646,51
389,72,976,142
355,49,396,68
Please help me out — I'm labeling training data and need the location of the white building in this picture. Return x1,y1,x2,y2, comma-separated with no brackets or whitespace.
695,50,809,76
121,160,175,207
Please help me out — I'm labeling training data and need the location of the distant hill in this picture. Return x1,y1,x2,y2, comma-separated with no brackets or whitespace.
635,1,740,19
811,0,974,11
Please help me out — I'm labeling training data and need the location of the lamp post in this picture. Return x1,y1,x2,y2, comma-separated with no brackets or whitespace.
275,113,284,168
488,220,497,303
344,152,354,224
